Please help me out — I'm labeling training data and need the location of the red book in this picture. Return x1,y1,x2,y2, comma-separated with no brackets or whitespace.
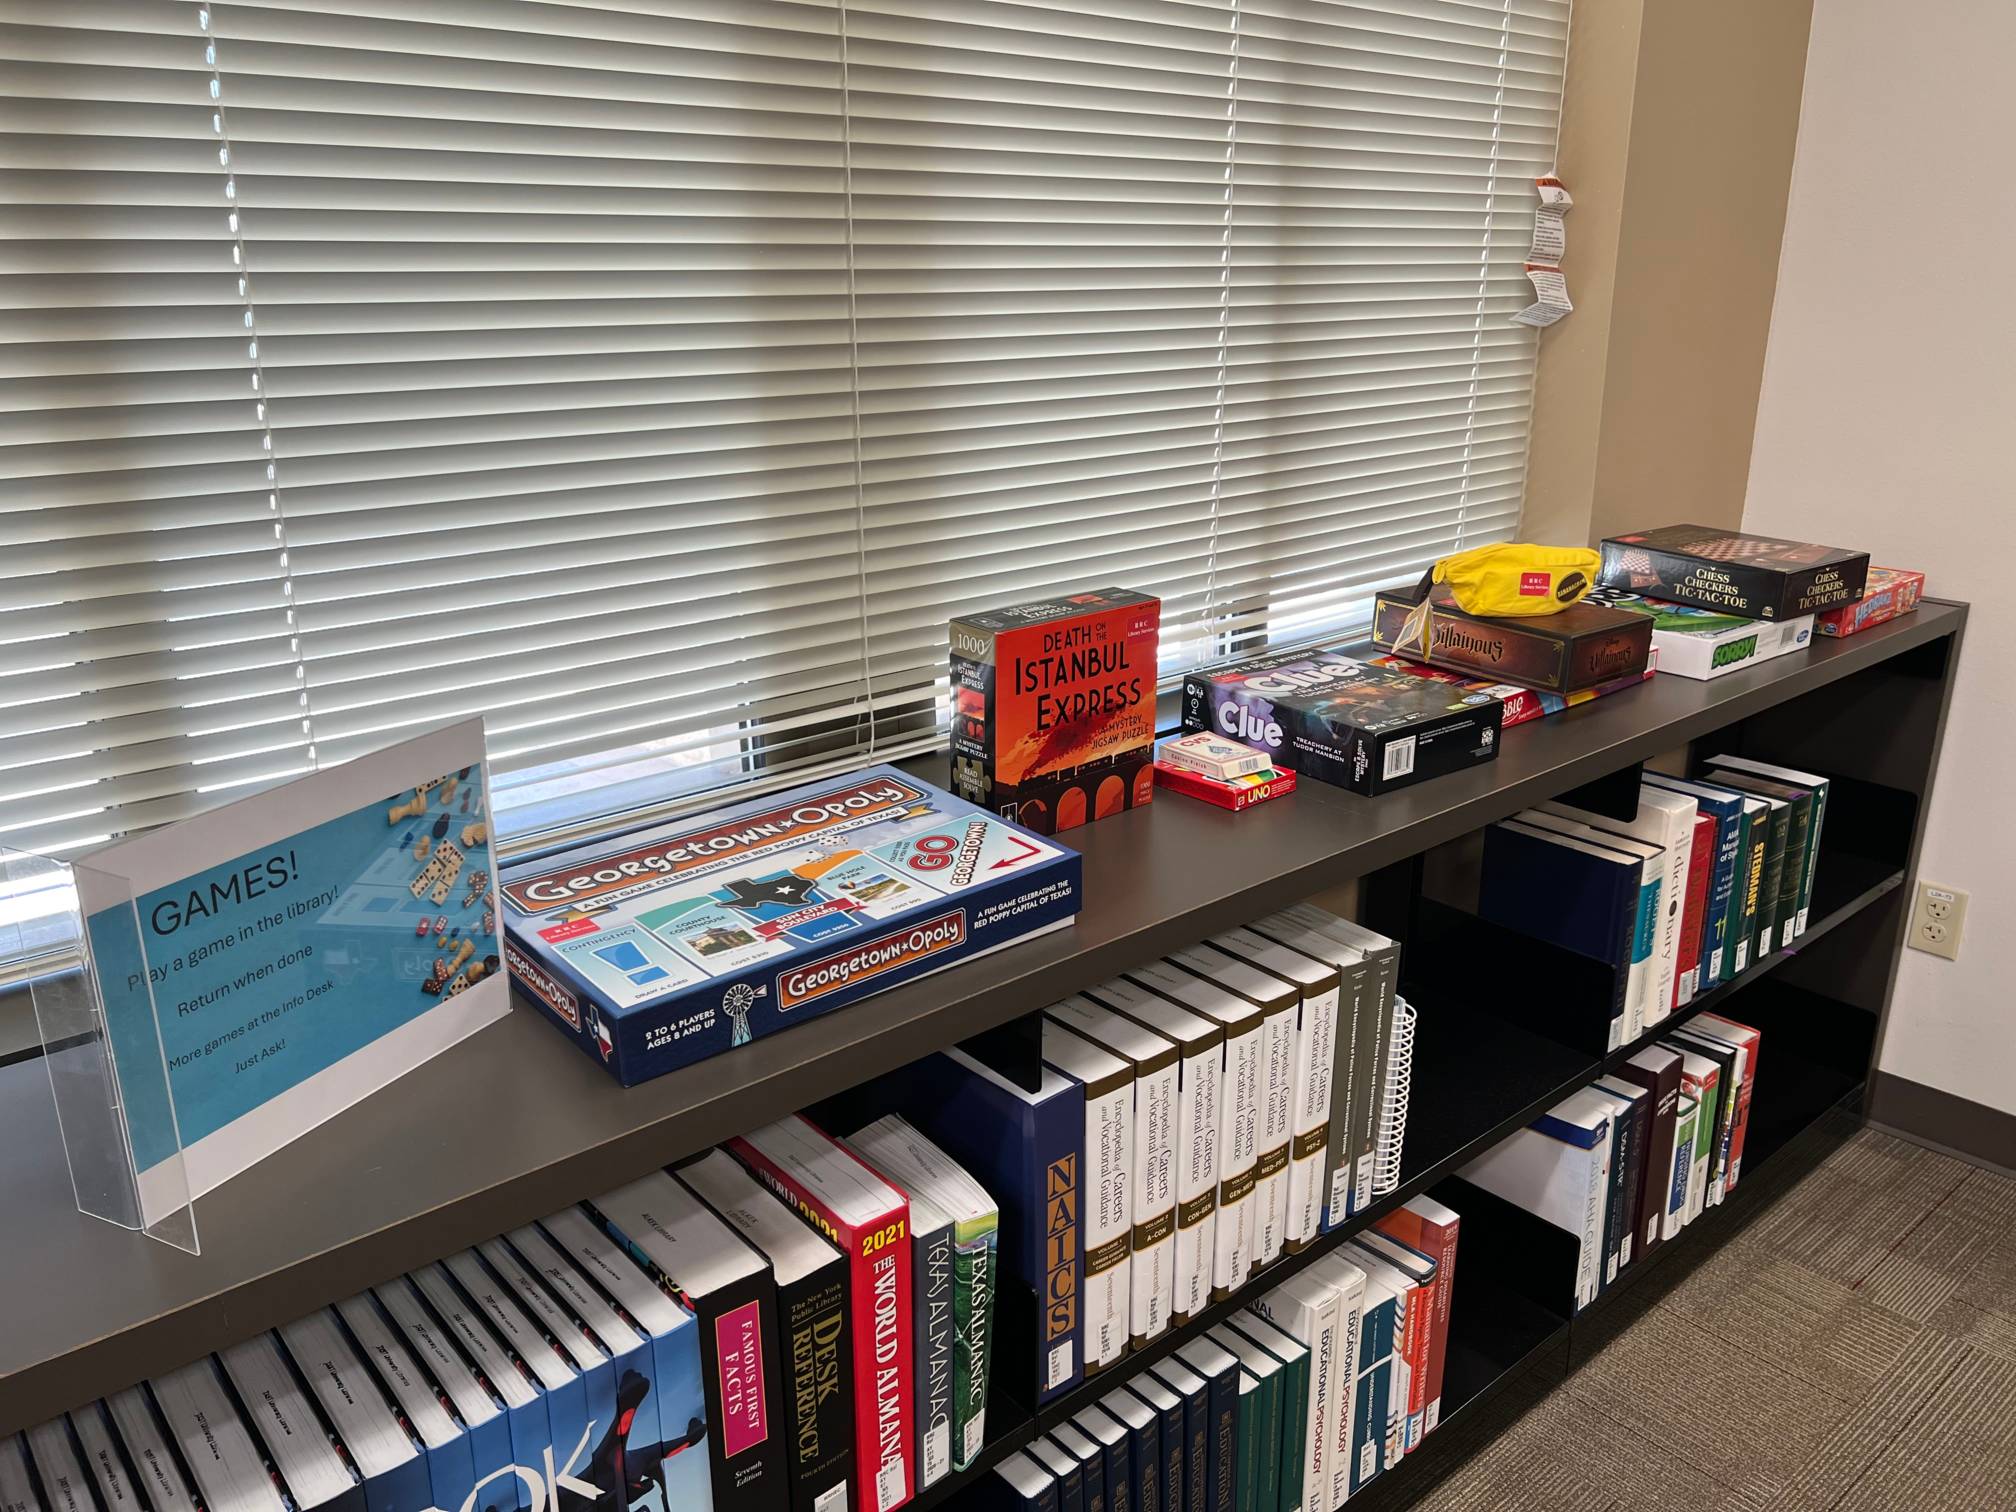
731,1115,916,1512
1372,1194,1460,1433
1687,1013,1761,1192
1673,812,1718,1010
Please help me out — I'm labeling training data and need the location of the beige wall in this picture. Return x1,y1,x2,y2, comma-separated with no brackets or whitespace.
1745,0,2016,1119
1524,0,1814,547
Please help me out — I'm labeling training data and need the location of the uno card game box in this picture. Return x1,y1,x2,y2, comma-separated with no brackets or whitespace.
1598,525,1869,621
501,766,1081,1085
950,587,1160,834
1181,647,1502,795
1370,582,1652,693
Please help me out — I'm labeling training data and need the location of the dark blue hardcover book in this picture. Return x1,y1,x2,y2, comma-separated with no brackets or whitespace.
1173,1338,1237,1512
1642,774,1746,986
333,1294,484,1512
1123,1380,1183,1512
219,1331,368,1512
1071,1408,1132,1512
881,1046,1086,1405
1144,1360,1208,1512
410,1262,554,1506
1027,1438,1084,1512
983,1450,1061,1512
1049,1427,1106,1512
1480,821,1642,1030
1100,1390,1160,1512
278,1309,434,1512
373,1277,517,1511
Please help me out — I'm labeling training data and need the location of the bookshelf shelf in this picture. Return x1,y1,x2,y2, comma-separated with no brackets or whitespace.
0,600,1966,1438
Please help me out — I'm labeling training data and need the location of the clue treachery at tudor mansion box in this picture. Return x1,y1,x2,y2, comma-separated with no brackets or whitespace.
502,767,1080,1084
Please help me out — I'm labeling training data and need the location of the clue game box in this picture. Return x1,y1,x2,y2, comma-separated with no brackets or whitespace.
950,587,1160,834
501,767,1081,1085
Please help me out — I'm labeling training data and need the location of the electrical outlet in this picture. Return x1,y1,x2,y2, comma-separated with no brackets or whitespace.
1908,881,1967,961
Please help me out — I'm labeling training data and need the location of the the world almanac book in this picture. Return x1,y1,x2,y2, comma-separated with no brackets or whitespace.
1181,647,1502,796
949,588,1161,834
1599,526,1868,621
675,1150,855,1512
841,1115,1003,1482
501,765,1080,1086
729,1117,916,1512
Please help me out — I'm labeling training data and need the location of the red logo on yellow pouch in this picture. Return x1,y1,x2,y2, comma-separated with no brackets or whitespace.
775,911,966,1010
1519,571,1550,595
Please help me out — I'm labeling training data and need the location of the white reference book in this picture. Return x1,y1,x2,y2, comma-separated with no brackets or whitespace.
24,1421,90,1512
220,1333,359,1511
1211,926,1343,1252
1040,1021,1137,1375
1130,956,1264,1294
1255,1260,1360,1512
104,1389,202,1512
408,1264,541,1410
73,1408,143,1512
1668,1046,1723,1223
277,1310,422,1483
0,1434,40,1512
331,1293,465,1457
1544,787,1700,1023
1084,974,1222,1321
1303,1254,1370,1507
1047,994,1180,1345
1459,1087,1615,1311
150,1360,288,1512
371,1274,509,1438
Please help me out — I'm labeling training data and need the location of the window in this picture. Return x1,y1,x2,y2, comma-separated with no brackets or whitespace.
1,0,1569,865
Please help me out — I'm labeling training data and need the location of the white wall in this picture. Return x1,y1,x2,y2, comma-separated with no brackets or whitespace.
1745,0,2016,1116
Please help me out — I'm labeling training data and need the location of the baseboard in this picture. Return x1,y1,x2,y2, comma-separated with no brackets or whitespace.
1867,1070,2016,1179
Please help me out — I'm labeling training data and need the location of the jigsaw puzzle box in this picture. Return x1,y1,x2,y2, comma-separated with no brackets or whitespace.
501,766,1081,1085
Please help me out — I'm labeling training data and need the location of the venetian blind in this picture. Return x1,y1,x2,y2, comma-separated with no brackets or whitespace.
0,0,1567,860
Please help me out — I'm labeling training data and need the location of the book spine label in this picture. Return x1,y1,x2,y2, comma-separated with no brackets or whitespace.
781,1268,854,1512
1173,1048,1222,1319
951,1225,995,1469
1255,1003,1297,1267
1287,983,1340,1247
1083,1080,1136,1373
916,1224,955,1487
1214,1026,1265,1294
1130,1062,1180,1345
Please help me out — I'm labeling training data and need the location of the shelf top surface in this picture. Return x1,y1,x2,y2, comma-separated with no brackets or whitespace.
0,597,1963,1428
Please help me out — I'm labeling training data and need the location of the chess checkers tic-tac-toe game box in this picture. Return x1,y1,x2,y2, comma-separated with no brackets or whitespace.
500,767,1081,1085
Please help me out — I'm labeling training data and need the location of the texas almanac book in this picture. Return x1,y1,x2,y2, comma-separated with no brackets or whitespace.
950,588,1161,834
501,765,1080,1085
730,1117,917,1512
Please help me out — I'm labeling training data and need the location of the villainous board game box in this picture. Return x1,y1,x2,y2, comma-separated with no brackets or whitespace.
1369,583,1652,693
1598,525,1869,621
950,587,1160,834
1181,648,1502,795
502,766,1081,1085
1814,566,1925,638
1363,652,1656,727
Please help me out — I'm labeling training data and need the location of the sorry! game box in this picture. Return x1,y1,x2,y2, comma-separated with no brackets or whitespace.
501,767,1081,1085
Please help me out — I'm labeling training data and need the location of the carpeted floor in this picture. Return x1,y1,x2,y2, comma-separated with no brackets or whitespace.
1413,1127,2016,1511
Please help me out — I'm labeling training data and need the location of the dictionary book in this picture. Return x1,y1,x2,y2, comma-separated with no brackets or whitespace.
731,1116,916,1512
676,1150,854,1512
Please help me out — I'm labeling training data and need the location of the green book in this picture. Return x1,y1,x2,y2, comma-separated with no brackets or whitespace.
1721,798,1767,977
1234,1373,1261,1512
1704,756,1831,935
1705,767,1824,940
1666,1093,1700,1239
1228,1313,1308,1512
1212,1324,1285,1512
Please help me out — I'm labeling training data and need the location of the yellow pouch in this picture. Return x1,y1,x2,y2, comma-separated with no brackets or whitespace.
1390,543,1600,659
1430,543,1600,616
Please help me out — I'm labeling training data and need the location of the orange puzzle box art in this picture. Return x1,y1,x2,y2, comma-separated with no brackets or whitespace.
949,588,1161,834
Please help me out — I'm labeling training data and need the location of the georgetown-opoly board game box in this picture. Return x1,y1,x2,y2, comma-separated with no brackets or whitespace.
501,767,1081,1085
1181,647,1502,795
1598,525,1869,621
1369,582,1652,693
1585,590,1814,680
950,587,1159,834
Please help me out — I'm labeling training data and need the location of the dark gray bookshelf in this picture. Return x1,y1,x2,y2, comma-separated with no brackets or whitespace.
0,599,1966,1457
